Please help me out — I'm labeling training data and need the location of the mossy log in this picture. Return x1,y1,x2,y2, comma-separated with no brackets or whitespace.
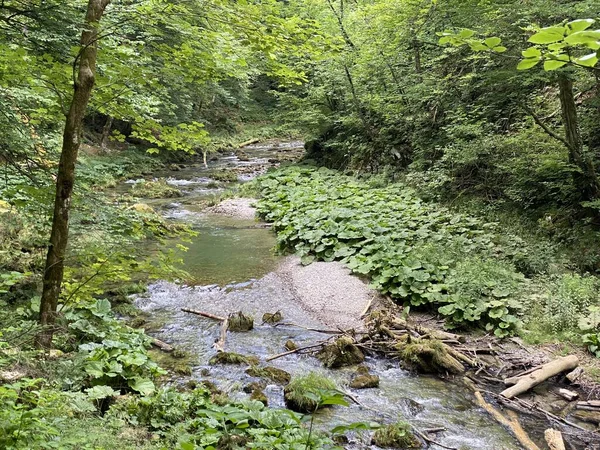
316,336,365,368
228,311,254,332
395,336,464,374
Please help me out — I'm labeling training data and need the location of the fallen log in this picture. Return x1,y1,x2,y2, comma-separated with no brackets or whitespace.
151,338,174,352
238,138,259,148
181,308,226,321
466,381,540,450
544,429,566,450
500,355,579,399
213,318,229,353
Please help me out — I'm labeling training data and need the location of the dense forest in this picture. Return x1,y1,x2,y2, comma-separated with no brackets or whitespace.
2,0,600,449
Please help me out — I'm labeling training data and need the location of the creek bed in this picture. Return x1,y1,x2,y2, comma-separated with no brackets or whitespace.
129,142,526,449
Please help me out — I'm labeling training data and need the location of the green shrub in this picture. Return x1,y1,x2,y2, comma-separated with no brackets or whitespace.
543,274,599,333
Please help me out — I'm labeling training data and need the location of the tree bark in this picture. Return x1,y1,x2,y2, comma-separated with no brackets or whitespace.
37,0,111,349
558,75,600,200
100,115,113,148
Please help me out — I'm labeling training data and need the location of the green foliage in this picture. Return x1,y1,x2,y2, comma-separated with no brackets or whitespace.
113,387,339,449
371,421,420,448
283,372,343,413
131,180,183,199
255,166,525,334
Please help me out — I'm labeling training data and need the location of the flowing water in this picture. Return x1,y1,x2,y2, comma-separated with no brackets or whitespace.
128,142,527,449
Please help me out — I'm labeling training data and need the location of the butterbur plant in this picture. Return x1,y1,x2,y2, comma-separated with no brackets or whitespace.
579,306,600,357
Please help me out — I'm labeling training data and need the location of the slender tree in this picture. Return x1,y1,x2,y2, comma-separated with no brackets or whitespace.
37,0,111,348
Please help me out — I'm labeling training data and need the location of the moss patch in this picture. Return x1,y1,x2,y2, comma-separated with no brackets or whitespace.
245,365,291,384
283,372,337,413
372,421,421,448
209,351,259,366
317,336,364,368
396,337,463,374
349,366,379,389
131,180,182,198
228,312,254,332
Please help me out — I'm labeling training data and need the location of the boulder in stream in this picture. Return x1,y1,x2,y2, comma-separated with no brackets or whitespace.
246,365,291,384
284,372,337,413
317,336,365,368
349,365,380,389
228,311,254,332
209,351,259,366
371,421,421,448
395,336,464,374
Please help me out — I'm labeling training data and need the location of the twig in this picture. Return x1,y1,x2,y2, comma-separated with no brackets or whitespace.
213,318,228,352
266,342,327,362
181,308,225,321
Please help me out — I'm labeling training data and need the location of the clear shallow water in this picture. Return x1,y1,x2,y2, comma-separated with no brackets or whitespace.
128,142,524,449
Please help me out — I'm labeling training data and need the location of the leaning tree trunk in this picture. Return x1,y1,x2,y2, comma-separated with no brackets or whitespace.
37,0,111,348
558,75,600,201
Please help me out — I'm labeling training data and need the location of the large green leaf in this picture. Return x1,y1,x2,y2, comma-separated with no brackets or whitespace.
544,60,568,71
517,58,541,70
567,19,595,33
129,377,155,395
564,30,600,45
528,27,566,44
574,53,599,67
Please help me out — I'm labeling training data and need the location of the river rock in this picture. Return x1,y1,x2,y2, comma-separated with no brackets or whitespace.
246,365,291,384
228,311,254,331
349,365,380,389
317,336,364,368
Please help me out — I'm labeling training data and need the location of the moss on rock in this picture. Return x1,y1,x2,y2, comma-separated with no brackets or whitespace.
372,421,421,448
349,365,380,389
209,351,259,366
245,365,291,384
228,311,254,332
317,336,364,368
395,337,463,374
131,180,182,199
283,372,337,413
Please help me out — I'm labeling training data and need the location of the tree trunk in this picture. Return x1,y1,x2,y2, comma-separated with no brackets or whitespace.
100,115,113,149
558,75,600,200
37,0,111,349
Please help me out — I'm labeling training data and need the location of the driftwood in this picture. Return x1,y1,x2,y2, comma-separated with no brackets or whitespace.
151,338,173,352
238,138,259,148
576,400,600,411
566,367,584,384
558,388,578,402
500,356,579,399
266,342,329,362
390,318,466,343
213,318,229,353
181,308,225,321
544,429,566,450
464,378,540,450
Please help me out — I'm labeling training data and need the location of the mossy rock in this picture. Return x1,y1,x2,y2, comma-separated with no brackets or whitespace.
131,180,182,199
243,381,267,393
250,389,268,406
372,421,421,448
209,351,259,366
262,310,283,324
317,336,364,368
131,203,155,214
228,311,254,332
284,340,298,351
395,337,463,374
349,366,380,389
246,365,291,384
208,169,238,182
283,372,337,413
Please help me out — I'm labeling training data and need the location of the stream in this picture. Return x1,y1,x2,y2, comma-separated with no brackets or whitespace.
125,142,527,450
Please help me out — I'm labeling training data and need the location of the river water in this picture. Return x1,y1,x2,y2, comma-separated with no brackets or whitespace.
127,142,525,449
